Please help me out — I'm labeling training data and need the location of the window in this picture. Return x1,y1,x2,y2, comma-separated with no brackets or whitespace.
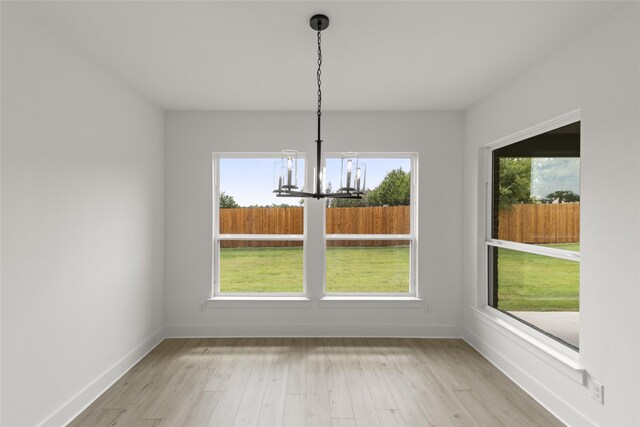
213,155,306,295
487,121,580,350
324,154,417,294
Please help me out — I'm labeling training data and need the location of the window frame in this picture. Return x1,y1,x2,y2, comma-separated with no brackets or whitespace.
322,152,419,297
212,152,308,297
479,110,581,355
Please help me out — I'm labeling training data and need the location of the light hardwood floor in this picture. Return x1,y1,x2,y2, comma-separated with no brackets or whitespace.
69,338,562,427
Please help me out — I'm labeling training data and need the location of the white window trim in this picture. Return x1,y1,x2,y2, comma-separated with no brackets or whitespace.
471,306,584,384
318,296,423,308
487,239,580,262
212,152,308,298
207,296,312,309
322,153,419,297
476,110,582,374
209,151,422,307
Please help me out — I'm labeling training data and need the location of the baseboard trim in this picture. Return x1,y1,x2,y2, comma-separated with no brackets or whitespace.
164,323,460,338
37,327,165,427
463,327,594,427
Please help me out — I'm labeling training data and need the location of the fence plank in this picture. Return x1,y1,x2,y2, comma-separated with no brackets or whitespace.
219,206,410,248
219,203,579,248
498,203,579,244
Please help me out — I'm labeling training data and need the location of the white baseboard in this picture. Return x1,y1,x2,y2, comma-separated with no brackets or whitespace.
463,327,594,427
37,327,165,427
164,322,460,338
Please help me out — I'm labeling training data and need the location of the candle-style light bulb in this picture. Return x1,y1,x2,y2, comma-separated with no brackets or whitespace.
286,157,293,187
347,159,352,171
346,159,353,190
356,167,362,193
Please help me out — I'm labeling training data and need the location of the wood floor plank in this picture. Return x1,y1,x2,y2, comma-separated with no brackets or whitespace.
257,364,289,427
69,338,562,427
134,420,161,427
364,338,395,369
308,337,328,373
343,361,382,427
326,345,355,418
360,361,397,410
68,408,124,427
204,339,243,391
154,369,211,426
233,354,272,427
270,337,292,366
381,368,432,427
206,358,257,426
282,393,307,427
102,339,188,410
307,372,332,427
181,391,224,427
377,409,406,427
286,339,308,394
396,362,453,426
331,417,357,427
140,366,209,419
455,389,506,427
416,361,481,426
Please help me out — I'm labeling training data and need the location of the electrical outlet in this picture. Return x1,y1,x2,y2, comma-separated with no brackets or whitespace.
590,380,604,404
199,302,207,313
425,303,431,313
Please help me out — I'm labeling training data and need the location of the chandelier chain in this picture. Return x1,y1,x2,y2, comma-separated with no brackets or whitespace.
317,29,322,117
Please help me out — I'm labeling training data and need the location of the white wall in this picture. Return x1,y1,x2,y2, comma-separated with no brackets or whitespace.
1,6,165,426
462,4,640,426
165,111,464,337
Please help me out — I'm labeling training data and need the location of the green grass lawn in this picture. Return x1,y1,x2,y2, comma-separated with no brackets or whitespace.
220,242,580,312
220,246,304,293
496,243,579,312
325,246,409,292
219,245,409,293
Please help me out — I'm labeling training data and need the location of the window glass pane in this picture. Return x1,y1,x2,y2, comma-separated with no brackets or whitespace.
219,241,303,293
325,157,411,234
489,246,579,349
219,157,305,234
326,240,410,293
492,122,580,247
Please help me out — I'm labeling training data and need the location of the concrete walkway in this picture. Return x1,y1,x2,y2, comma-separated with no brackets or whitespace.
509,311,579,348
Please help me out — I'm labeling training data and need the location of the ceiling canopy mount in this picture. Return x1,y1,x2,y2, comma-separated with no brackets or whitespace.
309,14,329,31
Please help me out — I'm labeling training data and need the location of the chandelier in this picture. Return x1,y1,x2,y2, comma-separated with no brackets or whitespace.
273,14,366,200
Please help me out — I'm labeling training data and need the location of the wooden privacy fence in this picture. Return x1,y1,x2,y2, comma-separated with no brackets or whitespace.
219,206,410,248
498,203,580,244
218,203,579,248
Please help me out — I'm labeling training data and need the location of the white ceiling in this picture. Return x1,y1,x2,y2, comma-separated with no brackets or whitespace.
13,1,623,111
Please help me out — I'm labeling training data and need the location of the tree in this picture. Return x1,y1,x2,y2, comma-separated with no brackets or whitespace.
541,190,580,204
367,169,410,206
498,158,535,210
219,191,239,208
329,194,370,207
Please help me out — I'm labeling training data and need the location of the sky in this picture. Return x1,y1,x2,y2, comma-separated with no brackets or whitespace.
531,157,580,199
219,156,411,207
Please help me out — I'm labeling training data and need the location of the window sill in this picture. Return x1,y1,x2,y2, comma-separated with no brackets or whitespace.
318,296,424,309
207,296,311,309
471,306,585,384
